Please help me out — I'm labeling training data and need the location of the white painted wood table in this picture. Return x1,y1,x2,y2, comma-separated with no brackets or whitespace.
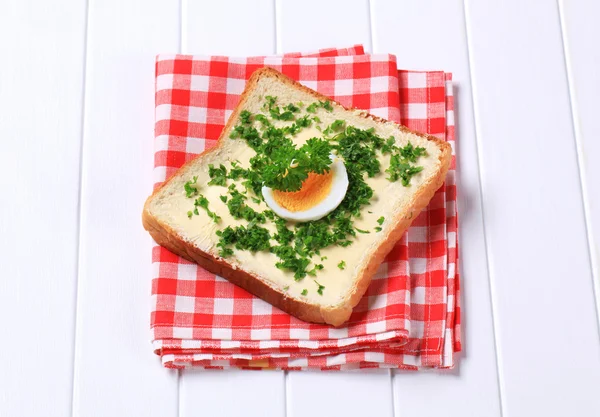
2,0,600,416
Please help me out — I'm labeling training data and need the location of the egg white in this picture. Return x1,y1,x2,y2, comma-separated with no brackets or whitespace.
262,156,349,222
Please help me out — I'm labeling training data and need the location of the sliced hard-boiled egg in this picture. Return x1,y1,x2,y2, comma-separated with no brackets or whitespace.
262,155,349,222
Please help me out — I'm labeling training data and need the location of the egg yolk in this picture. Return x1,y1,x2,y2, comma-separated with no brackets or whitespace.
272,170,334,212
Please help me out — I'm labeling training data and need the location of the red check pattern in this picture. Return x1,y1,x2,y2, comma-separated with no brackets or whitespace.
151,46,461,370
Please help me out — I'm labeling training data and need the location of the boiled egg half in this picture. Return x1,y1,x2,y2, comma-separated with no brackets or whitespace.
262,155,349,222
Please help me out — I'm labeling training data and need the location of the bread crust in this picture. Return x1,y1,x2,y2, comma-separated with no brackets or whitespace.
143,67,452,326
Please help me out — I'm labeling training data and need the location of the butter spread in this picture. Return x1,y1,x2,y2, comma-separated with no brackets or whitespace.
150,98,442,307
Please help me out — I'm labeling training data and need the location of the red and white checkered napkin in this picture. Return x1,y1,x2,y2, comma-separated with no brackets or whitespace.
151,45,461,370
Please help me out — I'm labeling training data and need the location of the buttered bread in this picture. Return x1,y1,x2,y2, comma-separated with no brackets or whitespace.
143,68,451,326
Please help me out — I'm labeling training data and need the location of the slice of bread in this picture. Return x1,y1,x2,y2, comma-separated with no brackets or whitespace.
143,67,451,326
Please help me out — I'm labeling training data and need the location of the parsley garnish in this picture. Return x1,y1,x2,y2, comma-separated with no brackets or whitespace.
386,154,424,185
263,96,300,121
184,176,199,198
323,120,345,136
274,218,294,245
271,244,311,280
301,289,308,296
202,97,430,282
193,195,221,223
261,137,332,192
229,125,262,149
400,141,428,162
240,110,253,124
216,223,271,256
314,280,325,295
382,136,397,154
226,187,265,223
187,210,193,219
306,100,333,113
385,142,427,186
321,100,333,111
307,264,324,276
208,164,228,186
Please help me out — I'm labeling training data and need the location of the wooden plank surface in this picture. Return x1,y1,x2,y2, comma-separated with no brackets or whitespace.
184,0,276,56
464,0,600,415
71,1,179,416
559,0,600,321
3,1,600,416
277,1,393,416
181,370,285,417
179,2,286,417
371,0,502,415
0,1,86,416
276,0,372,53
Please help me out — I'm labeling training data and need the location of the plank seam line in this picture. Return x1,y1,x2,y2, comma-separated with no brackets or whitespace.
556,0,600,336
180,0,187,53
177,370,182,417
390,370,397,417
461,1,505,416
367,0,375,53
70,0,91,414
285,371,291,417
274,0,282,54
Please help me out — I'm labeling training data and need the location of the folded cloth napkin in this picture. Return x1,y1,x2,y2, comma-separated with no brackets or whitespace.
151,45,461,370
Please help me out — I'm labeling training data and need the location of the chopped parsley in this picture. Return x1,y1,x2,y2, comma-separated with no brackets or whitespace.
301,289,308,296
323,119,345,136
307,264,324,276
216,223,271,256
260,137,333,192
226,187,266,223
387,153,425,185
185,96,429,281
274,218,294,245
386,142,427,185
306,99,333,113
188,194,221,223
314,280,325,295
264,95,300,121
272,244,312,280
208,164,228,186
240,110,253,124
184,176,199,198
